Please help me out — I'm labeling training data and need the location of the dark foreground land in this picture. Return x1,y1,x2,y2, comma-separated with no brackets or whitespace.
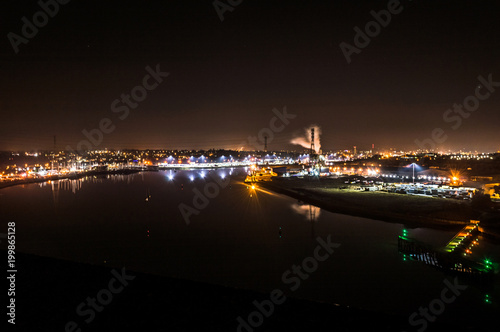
260,177,500,238
3,251,483,332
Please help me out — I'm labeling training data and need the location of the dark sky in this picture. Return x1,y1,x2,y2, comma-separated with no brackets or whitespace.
1,0,499,152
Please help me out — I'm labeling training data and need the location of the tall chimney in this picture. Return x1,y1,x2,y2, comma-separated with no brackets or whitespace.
310,128,315,155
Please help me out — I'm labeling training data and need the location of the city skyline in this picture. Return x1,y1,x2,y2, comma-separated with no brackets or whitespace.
2,2,500,330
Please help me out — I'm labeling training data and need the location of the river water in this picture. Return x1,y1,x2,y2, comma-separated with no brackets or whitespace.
1,169,498,325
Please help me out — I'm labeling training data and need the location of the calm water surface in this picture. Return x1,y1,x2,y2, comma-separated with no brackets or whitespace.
1,169,499,322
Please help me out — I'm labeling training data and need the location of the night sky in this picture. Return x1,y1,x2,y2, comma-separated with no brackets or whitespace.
1,0,499,152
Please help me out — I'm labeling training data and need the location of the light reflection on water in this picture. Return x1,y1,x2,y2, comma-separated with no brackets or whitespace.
290,202,321,222
1,169,499,321
39,173,139,194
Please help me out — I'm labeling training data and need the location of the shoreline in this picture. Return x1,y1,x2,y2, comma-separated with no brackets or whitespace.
259,180,464,230
0,168,142,190
259,178,500,241
3,170,498,240
0,164,254,190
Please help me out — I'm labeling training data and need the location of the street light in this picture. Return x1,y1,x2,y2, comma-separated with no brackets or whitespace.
409,163,417,184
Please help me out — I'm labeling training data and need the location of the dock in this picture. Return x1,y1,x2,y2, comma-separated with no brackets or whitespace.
444,221,481,254
398,222,495,283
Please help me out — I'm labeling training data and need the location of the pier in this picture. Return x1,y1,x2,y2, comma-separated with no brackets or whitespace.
444,221,481,255
398,223,495,283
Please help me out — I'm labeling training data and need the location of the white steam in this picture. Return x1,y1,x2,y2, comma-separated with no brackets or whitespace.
290,125,321,153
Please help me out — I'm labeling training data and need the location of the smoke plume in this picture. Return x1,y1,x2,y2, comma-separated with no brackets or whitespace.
290,125,321,153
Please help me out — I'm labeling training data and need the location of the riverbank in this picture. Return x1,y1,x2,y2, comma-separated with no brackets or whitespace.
260,177,490,232
4,250,476,332
0,169,141,190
